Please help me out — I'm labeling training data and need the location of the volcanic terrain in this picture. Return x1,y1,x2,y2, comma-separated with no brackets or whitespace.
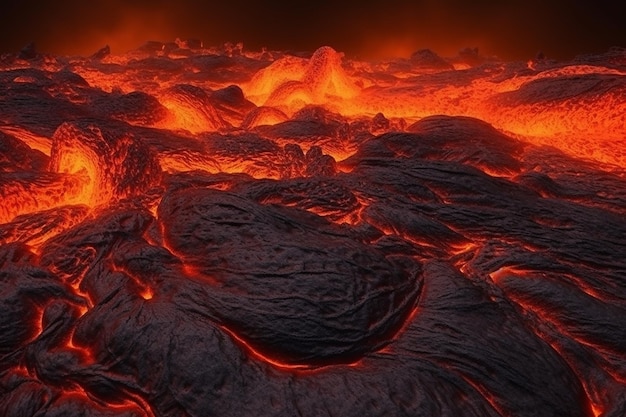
0,42,625,417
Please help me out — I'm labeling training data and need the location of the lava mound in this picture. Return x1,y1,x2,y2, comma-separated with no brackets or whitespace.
0,43,625,417
158,188,421,365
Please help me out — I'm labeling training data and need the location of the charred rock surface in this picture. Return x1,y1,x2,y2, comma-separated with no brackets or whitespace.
158,187,420,365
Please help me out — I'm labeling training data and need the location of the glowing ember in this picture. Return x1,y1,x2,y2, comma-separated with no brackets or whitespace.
0,41,625,417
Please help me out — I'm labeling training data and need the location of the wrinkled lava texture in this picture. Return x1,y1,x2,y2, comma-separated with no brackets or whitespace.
1,42,626,417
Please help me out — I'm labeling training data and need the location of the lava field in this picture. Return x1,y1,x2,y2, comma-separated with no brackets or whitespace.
0,42,625,417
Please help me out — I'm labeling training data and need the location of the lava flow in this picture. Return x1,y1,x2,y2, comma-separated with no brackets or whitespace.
1,41,625,417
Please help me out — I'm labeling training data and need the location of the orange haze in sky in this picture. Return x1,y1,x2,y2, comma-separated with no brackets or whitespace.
0,0,623,60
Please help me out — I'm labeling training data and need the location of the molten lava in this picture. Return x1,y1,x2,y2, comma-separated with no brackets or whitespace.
0,42,625,417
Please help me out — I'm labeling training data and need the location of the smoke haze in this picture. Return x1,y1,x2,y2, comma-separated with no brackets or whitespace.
0,0,623,60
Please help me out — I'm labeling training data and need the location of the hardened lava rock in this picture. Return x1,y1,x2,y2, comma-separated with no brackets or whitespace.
157,187,421,365
1,44,625,417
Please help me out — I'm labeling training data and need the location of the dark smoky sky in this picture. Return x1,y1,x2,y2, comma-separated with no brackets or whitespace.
0,0,623,60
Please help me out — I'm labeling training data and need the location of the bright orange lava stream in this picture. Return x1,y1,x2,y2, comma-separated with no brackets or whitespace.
61,45,626,170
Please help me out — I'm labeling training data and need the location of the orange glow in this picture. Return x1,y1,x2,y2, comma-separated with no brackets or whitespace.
109,261,156,301
591,403,603,417
457,373,507,416
50,147,97,207
1,40,624,416
496,272,622,391
62,386,91,399
241,106,289,128
63,385,153,416
156,85,227,133
0,126,52,156
66,332,94,363
0,173,89,224
450,242,479,256
252,53,626,168
247,46,358,116
378,306,420,354
488,266,531,284
489,266,610,303
31,306,45,341
333,195,371,226
219,324,362,372
140,287,154,300
0,205,89,248
219,325,314,371
13,43,619,170
242,49,626,168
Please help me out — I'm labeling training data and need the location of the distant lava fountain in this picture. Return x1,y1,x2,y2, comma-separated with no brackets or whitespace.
0,42,625,417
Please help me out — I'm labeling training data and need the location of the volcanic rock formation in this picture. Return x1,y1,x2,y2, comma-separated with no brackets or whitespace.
0,43,625,417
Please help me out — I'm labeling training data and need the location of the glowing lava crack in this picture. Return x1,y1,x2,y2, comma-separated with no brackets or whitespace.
0,43,625,417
